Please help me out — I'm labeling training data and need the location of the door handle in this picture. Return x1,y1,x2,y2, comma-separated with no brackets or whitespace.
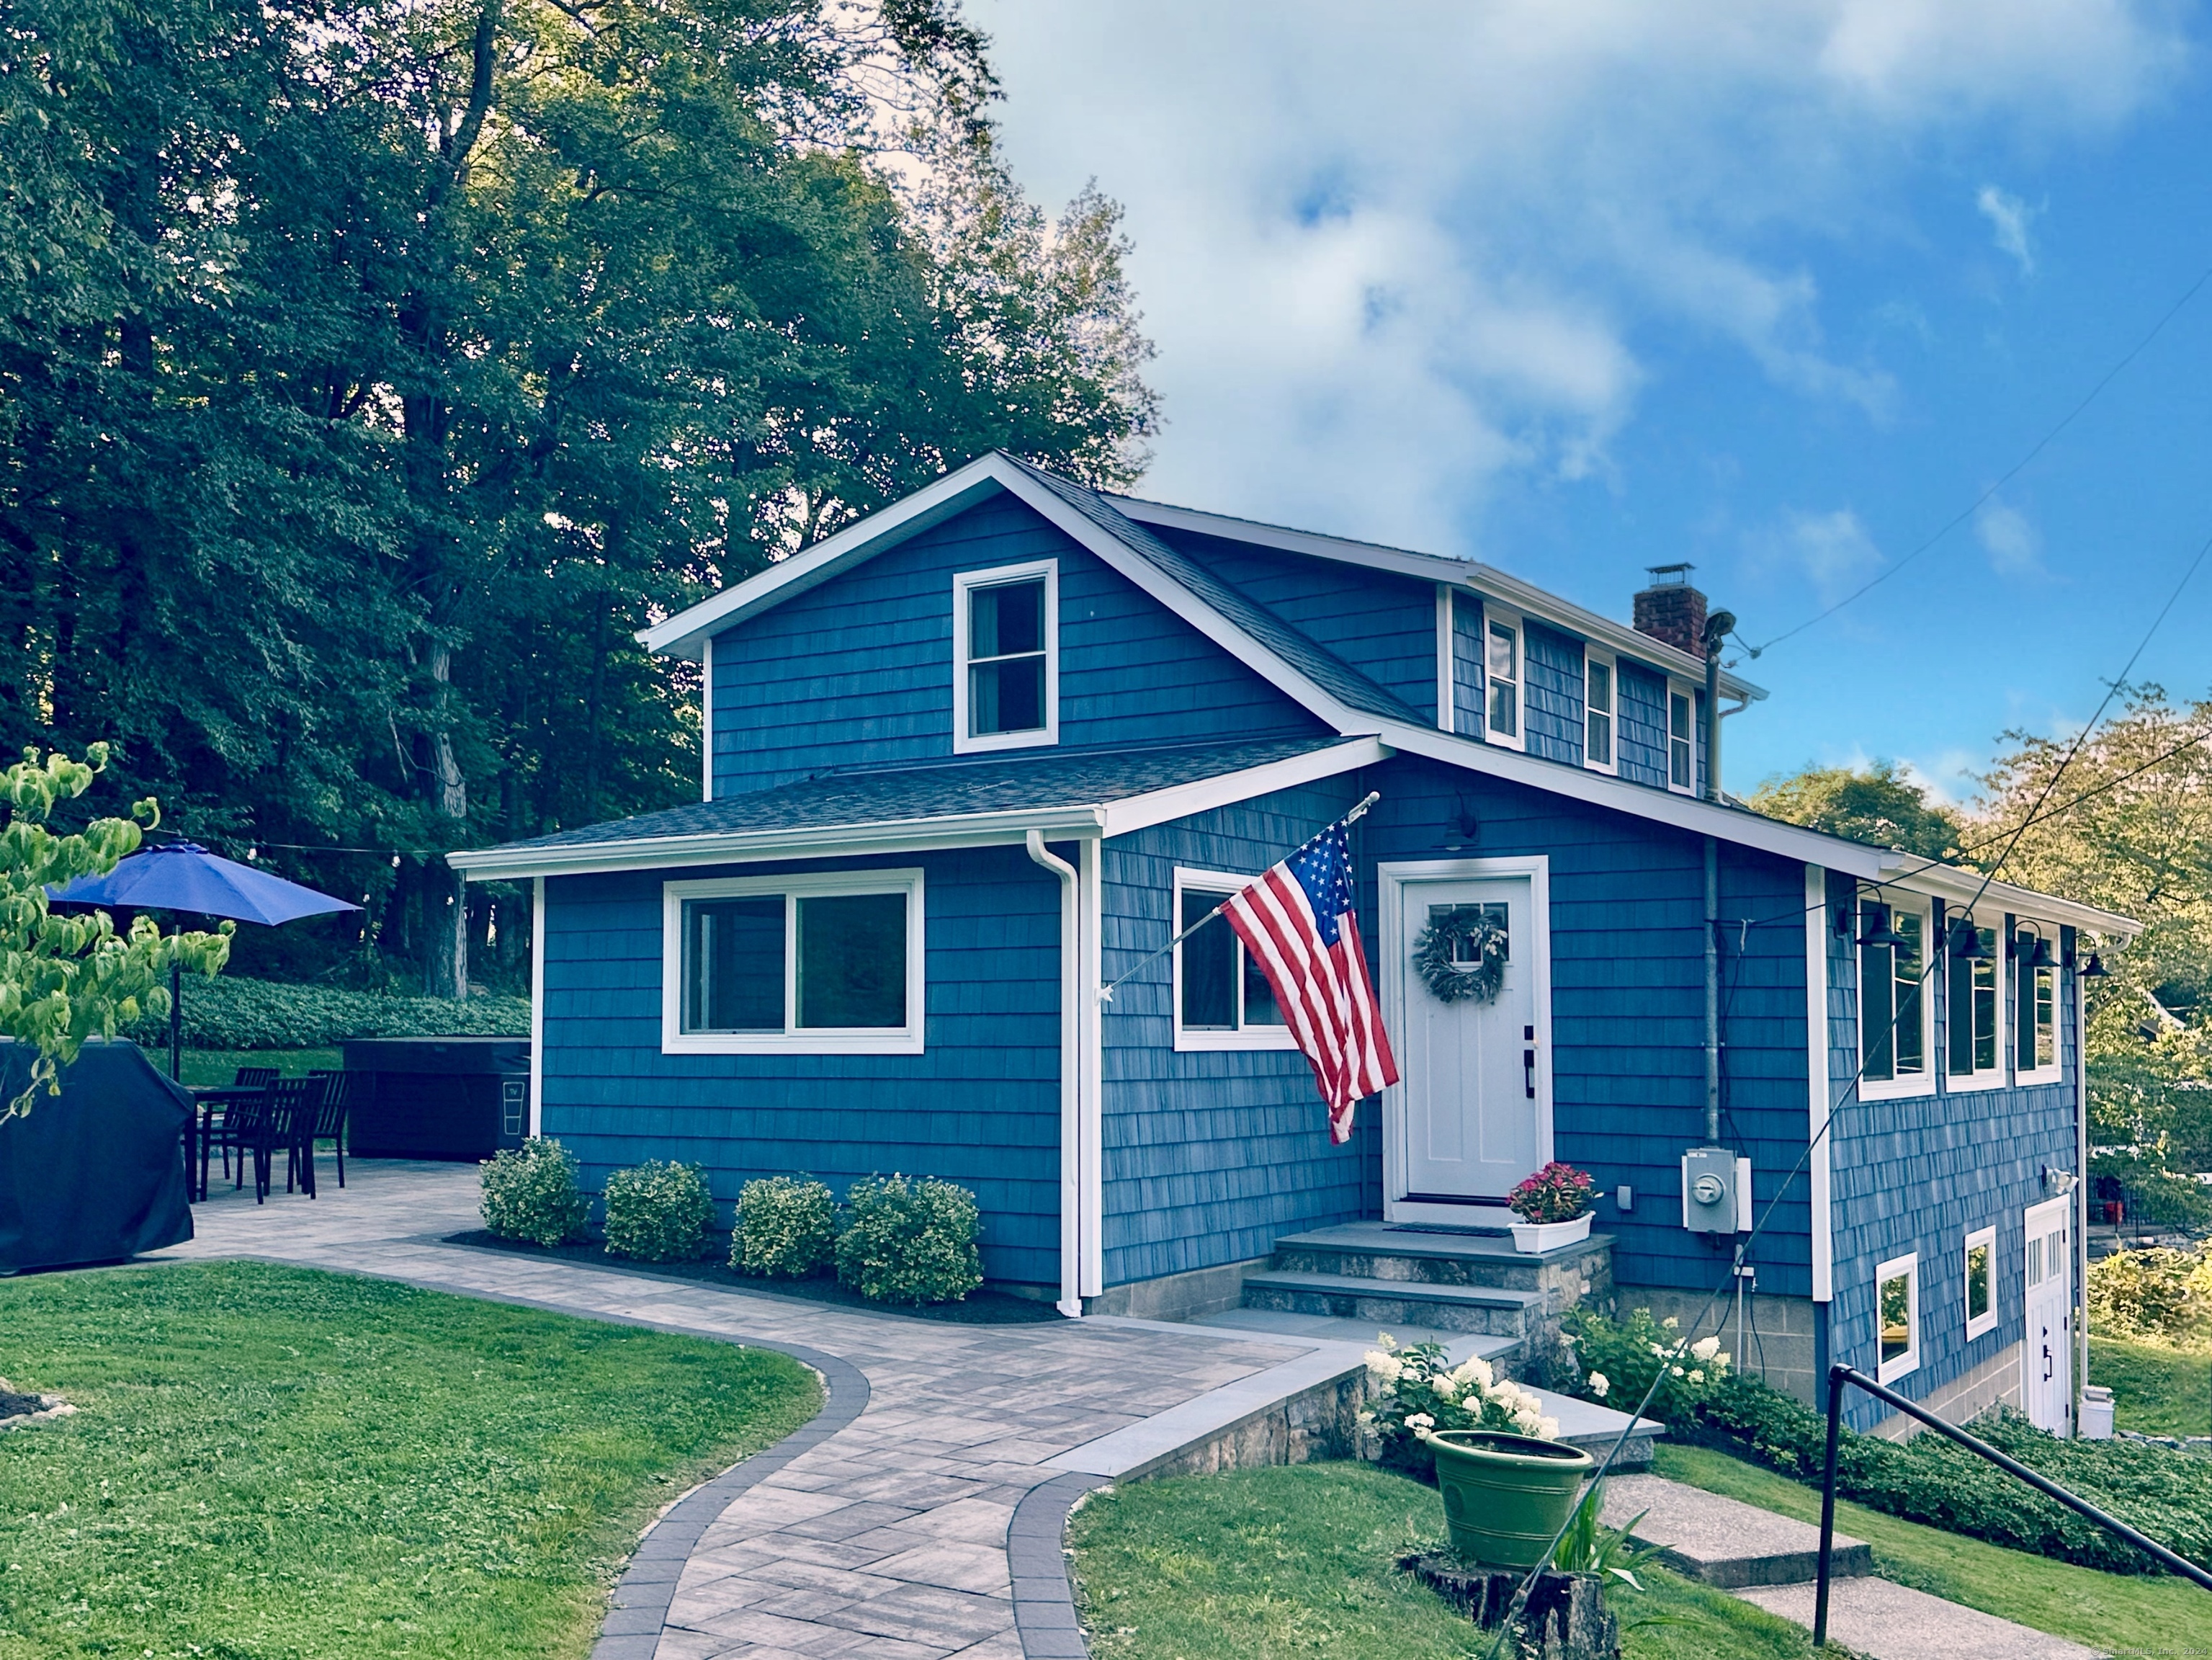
1523,1049,1536,1099
2043,1347,2053,1381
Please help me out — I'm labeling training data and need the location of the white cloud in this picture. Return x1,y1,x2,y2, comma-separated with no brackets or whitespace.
1976,185,2038,275
1759,508,1886,604
972,1,2185,545
1974,499,2043,574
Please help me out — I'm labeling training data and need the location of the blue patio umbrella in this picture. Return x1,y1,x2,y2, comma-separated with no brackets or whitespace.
49,842,362,1079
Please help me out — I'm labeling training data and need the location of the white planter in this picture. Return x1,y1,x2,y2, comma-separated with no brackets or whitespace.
1510,1213,1593,1254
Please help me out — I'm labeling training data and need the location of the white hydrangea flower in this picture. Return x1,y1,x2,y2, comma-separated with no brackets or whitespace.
1365,1351,1404,1384
1716,1351,1732,1370
1648,1342,1667,1357
1670,1365,1685,1378
1691,1336,1721,1362
1537,1416,1560,1440
1588,1371,1610,1398
1662,1316,1680,1330
1356,1409,1375,1425
1688,1369,1706,1384
1450,1357,1495,1391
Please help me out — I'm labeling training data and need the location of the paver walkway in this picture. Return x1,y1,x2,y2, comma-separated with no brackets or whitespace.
159,1161,1343,1659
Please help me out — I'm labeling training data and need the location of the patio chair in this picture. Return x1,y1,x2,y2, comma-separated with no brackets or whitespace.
210,1067,279,1183
215,1086,276,1202
303,1071,351,1192
259,1076,321,1200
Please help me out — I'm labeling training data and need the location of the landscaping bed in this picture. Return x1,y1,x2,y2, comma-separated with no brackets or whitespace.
0,1259,820,1659
445,1228,1062,1324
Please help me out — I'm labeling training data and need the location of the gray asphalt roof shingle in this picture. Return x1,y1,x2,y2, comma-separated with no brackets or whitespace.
493,735,1367,852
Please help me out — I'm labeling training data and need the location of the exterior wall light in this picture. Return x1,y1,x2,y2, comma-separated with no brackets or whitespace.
1946,916,1992,960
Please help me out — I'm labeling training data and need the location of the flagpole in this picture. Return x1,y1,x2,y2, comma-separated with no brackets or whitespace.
1096,791,1379,1003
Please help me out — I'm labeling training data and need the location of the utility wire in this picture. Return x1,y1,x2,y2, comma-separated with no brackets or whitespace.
1753,256,2212,653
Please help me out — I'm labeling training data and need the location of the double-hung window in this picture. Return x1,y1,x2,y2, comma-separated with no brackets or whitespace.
1173,869,1294,1051
953,561,1057,753
1945,907,2006,1090
1876,1251,1920,1383
1585,651,1616,774
1964,1226,1998,1340
1667,682,1696,793
663,870,925,1054
1858,893,1931,1098
2015,922,2061,1083
1485,612,1523,748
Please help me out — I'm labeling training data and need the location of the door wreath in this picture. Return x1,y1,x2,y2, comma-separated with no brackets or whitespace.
1412,906,1508,1005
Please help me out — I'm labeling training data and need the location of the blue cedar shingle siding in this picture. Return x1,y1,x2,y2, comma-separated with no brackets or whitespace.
537,845,1066,1288
1523,620,1584,766
707,495,1326,798
1096,751,1817,1298
1101,777,1384,1285
1616,660,1672,788
1143,527,1441,723
1452,596,1485,738
1825,902,2079,1429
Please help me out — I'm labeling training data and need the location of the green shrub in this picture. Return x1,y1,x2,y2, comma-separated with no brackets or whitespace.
1358,1337,1560,1481
1562,1304,1735,1422
733,1176,837,1277
1563,1308,2212,1575
480,1138,589,1247
834,1174,982,1305
2090,1246,2212,1350
602,1161,718,1263
122,975,530,1050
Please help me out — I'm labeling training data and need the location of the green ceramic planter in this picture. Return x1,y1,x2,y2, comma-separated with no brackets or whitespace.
1428,1429,1594,1569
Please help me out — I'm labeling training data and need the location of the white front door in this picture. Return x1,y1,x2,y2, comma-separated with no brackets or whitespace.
2023,1197,2074,1436
1385,862,1551,1208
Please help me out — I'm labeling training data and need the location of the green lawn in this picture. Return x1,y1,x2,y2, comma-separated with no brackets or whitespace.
177,1046,344,1085
0,1260,820,1659
2092,1335,2212,1437
1654,1442,2212,1656
1066,1460,1830,1659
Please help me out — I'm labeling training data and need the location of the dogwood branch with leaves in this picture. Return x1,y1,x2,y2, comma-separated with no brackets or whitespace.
1,744,230,1121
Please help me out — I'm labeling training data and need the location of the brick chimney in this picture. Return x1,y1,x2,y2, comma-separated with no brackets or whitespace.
1634,563,1709,659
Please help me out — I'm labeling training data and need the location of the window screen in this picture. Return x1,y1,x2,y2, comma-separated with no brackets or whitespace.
1179,886,1286,1032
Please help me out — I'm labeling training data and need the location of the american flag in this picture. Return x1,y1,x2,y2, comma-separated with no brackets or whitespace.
1223,818,1398,1144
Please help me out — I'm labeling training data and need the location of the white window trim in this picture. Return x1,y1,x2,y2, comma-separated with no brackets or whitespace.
2015,917,2064,1086
1482,603,1527,754
1665,678,1698,796
1858,888,1936,1102
1964,1226,2000,1341
661,869,926,1056
951,559,1058,754
1944,905,2009,1094
1583,646,1618,776
1876,1250,1920,1384
1170,867,1299,1053
1434,585,1455,733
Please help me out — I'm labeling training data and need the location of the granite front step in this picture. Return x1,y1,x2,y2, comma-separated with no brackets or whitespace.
1598,1473,1873,1588
1271,1222,1612,1295
1239,1269,1544,1337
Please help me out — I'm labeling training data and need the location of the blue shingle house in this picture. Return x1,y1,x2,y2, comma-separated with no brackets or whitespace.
453,451,2135,1433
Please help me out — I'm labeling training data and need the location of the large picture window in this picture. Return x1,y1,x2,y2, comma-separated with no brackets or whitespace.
953,561,1057,753
1858,894,1931,1098
1173,869,1295,1051
663,870,924,1054
1876,1251,1920,1383
1945,909,2006,1090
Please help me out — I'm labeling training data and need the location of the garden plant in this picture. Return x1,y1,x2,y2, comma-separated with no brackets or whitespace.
1359,1336,1562,1480
835,1174,984,1305
602,1159,718,1262
733,1175,838,1277
479,1137,591,1248
1508,1160,1596,1223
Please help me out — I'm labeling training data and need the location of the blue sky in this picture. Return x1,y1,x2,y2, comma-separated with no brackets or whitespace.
968,1,2212,803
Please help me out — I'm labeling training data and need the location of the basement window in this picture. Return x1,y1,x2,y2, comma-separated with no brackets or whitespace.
1876,1252,1920,1384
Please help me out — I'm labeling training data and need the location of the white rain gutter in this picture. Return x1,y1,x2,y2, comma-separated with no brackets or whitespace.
1027,829,1085,1318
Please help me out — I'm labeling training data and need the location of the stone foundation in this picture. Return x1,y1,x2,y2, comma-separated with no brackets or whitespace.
1868,1342,2023,1441
1081,1254,1269,1321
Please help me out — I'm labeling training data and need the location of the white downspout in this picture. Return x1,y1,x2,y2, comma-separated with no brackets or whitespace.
1079,835,1104,1300
1027,830,1084,1318
528,874,546,1138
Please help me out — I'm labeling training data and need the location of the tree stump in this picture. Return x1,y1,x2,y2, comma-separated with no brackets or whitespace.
1398,1553,1620,1660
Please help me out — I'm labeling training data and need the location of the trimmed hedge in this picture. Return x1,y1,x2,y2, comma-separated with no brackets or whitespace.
835,1175,983,1306
602,1161,717,1263
733,1176,837,1278
480,1139,589,1248
123,976,530,1050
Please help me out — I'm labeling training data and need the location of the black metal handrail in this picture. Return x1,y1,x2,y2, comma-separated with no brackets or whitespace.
1814,1363,2212,1646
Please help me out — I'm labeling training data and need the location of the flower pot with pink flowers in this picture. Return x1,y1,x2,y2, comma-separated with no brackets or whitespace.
1506,1161,1595,1253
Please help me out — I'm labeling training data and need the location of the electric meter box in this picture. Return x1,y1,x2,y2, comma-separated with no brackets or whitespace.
1681,1147,1752,1234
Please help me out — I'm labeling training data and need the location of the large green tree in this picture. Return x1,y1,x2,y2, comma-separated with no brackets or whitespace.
1746,761,1965,861
0,0,1155,995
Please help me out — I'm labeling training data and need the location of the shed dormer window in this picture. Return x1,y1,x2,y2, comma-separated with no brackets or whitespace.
1667,684,1696,793
1485,610,1523,750
953,561,1058,753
